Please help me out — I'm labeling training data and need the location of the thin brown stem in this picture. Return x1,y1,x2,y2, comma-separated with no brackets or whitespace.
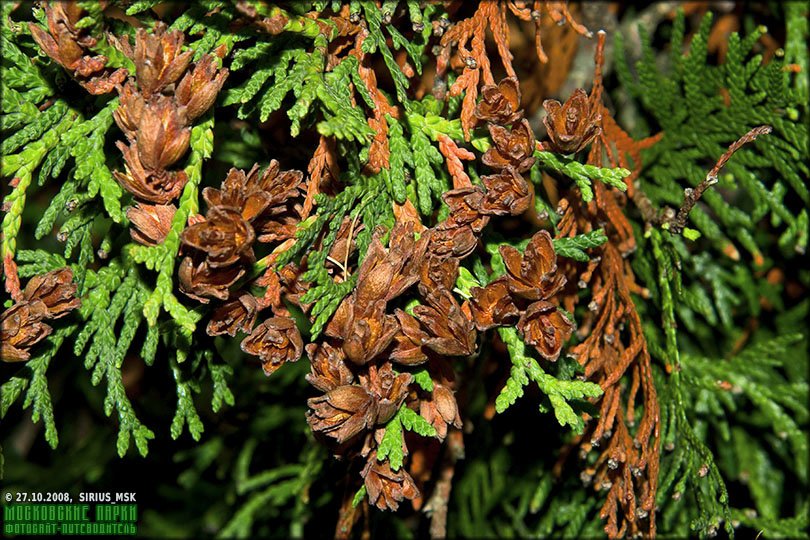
424,429,464,539
633,125,771,234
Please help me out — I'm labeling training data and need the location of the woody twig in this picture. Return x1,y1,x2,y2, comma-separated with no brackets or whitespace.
638,125,772,235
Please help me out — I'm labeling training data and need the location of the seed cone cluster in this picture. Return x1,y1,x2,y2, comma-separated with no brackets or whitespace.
28,1,127,95
1,269,80,362
172,76,573,512
179,162,307,377
110,24,228,246
474,77,534,216
24,7,588,526
470,231,574,360
285,78,571,511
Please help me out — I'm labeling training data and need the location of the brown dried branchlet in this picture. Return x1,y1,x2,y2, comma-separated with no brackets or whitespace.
482,119,536,173
499,230,566,301
29,1,127,95
362,453,420,511
126,203,176,246
556,31,661,538
645,125,773,235
475,76,523,125
437,134,476,189
240,317,304,375
542,88,602,154
518,300,575,361
206,293,258,337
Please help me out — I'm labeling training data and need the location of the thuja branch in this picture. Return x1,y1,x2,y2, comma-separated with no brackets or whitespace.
1,111,78,258
141,117,213,332
235,0,337,39
638,125,772,235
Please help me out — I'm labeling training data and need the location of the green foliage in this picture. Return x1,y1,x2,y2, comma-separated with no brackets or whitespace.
449,442,604,538
635,228,808,537
1,325,75,449
358,0,435,106
217,425,325,538
74,264,156,457
220,0,432,140
377,405,437,471
617,10,809,256
410,366,434,392
279,170,394,340
533,151,630,203
352,485,368,508
2,3,807,539
495,327,602,433
552,229,608,262
2,110,77,257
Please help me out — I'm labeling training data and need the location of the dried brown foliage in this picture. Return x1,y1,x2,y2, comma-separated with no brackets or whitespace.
437,1,590,138
552,32,660,538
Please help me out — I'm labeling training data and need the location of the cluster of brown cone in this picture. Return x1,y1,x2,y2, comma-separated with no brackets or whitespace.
1,269,80,362
109,23,228,245
471,77,575,357
179,162,308,376
297,78,575,510
29,2,126,95
25,5,588,522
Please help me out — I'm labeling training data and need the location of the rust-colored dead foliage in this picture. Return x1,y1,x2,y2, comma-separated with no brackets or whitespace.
552,32,661,538
436,1,591,138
